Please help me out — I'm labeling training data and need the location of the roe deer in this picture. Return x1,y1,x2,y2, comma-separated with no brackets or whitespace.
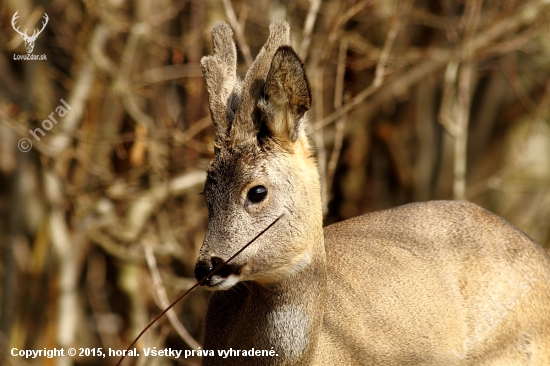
194,21,550,365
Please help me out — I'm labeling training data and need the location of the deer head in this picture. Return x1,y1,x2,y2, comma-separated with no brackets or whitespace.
12,11,49,54
195,22,322,290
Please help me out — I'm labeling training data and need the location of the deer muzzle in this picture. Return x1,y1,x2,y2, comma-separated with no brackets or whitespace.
194,257,241,287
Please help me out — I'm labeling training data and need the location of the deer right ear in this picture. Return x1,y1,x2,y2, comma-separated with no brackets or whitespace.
259,46,311,143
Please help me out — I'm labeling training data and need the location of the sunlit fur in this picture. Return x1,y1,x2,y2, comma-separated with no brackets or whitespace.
200,132,323,289
196,21,550,366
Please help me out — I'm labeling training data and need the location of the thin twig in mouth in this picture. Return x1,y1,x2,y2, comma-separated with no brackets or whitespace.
116,214,284,366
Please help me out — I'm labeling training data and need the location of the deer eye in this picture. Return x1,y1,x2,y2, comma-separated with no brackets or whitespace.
247,186,268,203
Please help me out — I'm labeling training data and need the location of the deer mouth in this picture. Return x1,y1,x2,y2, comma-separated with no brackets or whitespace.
206,273,241,290
194,260,243,290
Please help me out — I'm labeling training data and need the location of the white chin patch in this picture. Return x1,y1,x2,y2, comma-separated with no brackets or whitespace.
209,274,240,291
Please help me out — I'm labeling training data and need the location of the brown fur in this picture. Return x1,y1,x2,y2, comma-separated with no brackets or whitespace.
196,22,550,365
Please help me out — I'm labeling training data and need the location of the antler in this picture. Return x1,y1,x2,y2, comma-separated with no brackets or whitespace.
29,13,49,41
201,21,291,148
230,21,290,146
11,11,29,39
201,22,240,147
11,11,48,41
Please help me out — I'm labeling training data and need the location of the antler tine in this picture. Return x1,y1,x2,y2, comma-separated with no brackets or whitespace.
211,22,237,71
201,22,239,146
40,13,49,32
32,13,49,38
11,11,28,37
11,10,19,27
229,21,290,146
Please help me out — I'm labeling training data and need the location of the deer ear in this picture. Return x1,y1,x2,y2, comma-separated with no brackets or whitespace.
259,46,311,142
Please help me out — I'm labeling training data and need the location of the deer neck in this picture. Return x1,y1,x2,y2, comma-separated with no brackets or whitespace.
242,232,327,362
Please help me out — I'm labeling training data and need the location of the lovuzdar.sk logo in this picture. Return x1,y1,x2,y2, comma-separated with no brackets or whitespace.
12,10,48,60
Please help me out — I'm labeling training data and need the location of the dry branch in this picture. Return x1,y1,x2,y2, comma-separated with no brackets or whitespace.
298,0,322,61
2,0,550,361
144,243,201,350
316,0,550,130
223,0,254,66
327,39,348,193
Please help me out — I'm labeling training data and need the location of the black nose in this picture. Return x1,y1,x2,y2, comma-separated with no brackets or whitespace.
194,261,214,282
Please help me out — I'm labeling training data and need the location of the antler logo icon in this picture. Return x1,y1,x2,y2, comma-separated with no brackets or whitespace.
11,11,49,54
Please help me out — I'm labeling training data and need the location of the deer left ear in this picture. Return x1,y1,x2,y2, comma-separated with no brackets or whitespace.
259,46,311,142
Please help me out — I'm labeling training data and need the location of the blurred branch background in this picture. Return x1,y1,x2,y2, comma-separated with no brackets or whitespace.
0,0,549,365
